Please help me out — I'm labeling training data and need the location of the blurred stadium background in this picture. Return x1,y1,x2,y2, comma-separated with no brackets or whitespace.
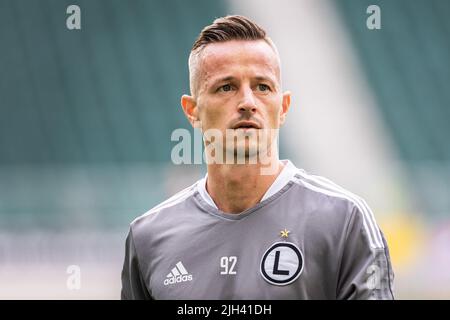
0,0,449,299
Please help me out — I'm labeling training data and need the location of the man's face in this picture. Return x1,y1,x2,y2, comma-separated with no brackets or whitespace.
184,39,290,160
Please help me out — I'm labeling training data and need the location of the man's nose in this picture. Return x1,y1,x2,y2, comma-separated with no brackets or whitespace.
238,87,257,114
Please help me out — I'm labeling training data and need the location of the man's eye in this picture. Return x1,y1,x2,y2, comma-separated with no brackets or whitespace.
219,84,232,92
258,84,270,91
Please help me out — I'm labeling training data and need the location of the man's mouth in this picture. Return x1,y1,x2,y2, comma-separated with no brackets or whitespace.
232,121,261,130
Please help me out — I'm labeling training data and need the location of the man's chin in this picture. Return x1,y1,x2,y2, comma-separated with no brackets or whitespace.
227,145,259,164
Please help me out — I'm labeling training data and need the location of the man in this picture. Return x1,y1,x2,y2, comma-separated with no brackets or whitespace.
121,15,394,299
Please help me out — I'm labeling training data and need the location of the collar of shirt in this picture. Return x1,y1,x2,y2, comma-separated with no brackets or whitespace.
197,159,298,210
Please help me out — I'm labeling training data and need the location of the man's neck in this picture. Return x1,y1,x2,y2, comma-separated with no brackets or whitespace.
205,160,284,214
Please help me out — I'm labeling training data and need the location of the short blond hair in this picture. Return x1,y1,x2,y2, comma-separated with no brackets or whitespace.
188,15,279,97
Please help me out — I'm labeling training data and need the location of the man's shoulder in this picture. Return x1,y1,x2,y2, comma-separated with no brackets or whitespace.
291,168,384,247
290,168,368,217
129,181,199,234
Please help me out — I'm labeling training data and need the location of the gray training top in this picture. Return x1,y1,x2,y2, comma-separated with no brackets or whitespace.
121,160,394,299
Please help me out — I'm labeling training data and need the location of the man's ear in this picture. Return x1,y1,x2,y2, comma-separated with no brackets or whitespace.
181,95,199,128
279,91,291,126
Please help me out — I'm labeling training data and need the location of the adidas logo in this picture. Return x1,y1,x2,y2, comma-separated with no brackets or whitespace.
164,261,193,286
